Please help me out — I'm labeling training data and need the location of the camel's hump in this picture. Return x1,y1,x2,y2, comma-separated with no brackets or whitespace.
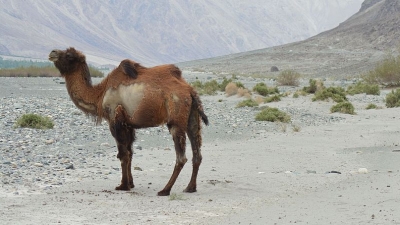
119,59,139,79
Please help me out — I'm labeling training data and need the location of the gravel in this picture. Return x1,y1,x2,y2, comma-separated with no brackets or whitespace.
0,76,389,196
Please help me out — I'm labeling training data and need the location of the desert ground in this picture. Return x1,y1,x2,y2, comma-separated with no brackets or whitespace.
1,74,400,225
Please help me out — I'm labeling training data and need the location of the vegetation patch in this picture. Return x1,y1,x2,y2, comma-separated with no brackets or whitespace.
330,102,355,114
276,70,301,86
347,82,380,95
253,82,279,96
236,99,259,108
302,79,324,94
265,94,281,103
385,89,400,108
255,107,291,123
363,53,400,87
192,80,220,95
366,103,377,110
15,114,54,129
0,65,104,77
313,87,347,103
169,193,186,201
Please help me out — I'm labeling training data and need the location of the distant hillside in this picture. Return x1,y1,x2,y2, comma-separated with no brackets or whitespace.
179,0,400,79
0,0,362,66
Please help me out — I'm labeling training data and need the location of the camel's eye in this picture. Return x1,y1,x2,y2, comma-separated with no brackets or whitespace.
66,52,74,61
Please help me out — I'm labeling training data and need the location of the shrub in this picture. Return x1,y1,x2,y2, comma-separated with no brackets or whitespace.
237,87,251,98
15,114,54,129
237,99,259,108
192,80,219,95
253,82,279,96
235,82,245,89
385,89,400,108
363,53,400,87
366,103,377,110
191,80,203,90
219,77,232,91
347,82,380,95
330,102,355,114
202,80,219,95
313,87,347,103
265,94,281,103
254,96,265,104
276,70,300,86
303,79,324,94
225,82,239,96
255,107,291,123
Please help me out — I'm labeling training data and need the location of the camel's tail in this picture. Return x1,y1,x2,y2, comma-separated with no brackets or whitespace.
191,91,209,126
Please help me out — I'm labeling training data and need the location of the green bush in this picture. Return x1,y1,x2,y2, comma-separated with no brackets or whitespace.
15,114,54,129
385,89,400,108
366,103,377,110
235,81,245,89
363,53,400,87
313,87,347,103
347,82,380,95
265,94,281,103
219,77,232,91
236,99,259,108
276,70,300,86
191,80,219,95
303,79,324,94
330,102,355,114
255,107,291,123
253,82,279,96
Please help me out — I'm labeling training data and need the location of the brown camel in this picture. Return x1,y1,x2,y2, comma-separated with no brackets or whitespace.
49,47,208,196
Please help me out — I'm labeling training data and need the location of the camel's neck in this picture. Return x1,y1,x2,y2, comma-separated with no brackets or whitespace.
63,64,105,118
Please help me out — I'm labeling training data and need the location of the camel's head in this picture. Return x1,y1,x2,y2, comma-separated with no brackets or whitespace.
49,47,86,75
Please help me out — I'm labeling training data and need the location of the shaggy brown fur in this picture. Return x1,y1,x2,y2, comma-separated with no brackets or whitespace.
49,47,208,196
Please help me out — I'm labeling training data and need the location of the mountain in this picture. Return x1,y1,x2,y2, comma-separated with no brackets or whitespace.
179,0,400,78
0,0,362,66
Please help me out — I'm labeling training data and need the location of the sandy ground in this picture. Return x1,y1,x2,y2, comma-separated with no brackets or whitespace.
1,77,400,225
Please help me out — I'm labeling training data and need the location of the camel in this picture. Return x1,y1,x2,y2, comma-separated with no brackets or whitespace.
48,47,208,196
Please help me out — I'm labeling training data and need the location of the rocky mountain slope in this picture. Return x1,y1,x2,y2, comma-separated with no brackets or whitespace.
179,0,400,79
0,0,362,65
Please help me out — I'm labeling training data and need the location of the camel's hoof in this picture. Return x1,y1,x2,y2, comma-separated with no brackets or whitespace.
157,190,171,196
183,187,197,193
115,184,130,191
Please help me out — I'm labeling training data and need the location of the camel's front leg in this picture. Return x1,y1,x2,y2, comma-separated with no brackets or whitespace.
115,145,131,190
109,106,136,191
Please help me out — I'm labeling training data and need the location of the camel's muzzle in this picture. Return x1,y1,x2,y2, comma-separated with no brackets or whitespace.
48,50,60,62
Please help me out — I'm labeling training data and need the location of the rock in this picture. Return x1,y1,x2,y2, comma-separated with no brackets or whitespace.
34,163,44,167
66,164,74,170
270,66,279,72
358,168,368,174
45,139,54,145
134,166,143,171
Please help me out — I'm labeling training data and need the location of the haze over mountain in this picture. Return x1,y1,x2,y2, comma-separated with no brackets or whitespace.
0,0,363,66
179,0,400,78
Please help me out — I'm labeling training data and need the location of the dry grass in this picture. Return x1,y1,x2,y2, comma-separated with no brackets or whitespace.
225,82,239,96
0,65,104,77
276,70,301,86
237,87,251,98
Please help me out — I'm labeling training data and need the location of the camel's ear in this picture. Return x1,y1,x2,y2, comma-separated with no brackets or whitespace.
119,59,138,79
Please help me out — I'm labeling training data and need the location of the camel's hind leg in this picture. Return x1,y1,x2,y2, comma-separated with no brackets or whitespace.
158,126,187,196
184,109,203,193
109,106,135,191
